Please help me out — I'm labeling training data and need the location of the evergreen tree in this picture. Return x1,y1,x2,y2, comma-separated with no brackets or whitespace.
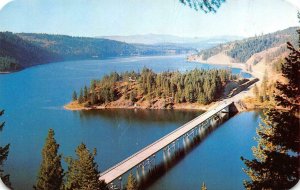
34,129,64,190
179,0,225,13
72,91,78,101
84,86,89,101
0,110,12,189
90,93,98,105
126,172,138,190
64,143,107,190
78,88,84,104
201,182,207,190
241,29,300,190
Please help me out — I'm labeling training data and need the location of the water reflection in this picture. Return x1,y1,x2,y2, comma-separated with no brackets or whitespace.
139,114,230,189
78,109,203,124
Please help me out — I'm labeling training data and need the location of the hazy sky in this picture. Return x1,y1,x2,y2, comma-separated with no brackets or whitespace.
0,0,299,37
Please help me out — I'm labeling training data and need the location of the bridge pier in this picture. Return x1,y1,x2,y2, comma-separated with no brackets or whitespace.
119,177,122,190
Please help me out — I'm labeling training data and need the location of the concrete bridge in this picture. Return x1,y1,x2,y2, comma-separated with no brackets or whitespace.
99,100,234,189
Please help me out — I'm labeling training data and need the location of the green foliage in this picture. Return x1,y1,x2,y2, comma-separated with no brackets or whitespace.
17,33,137,60
0,32,193,72
126,172,138,190
17,33,192,62
0,56,22,72
64,143,107,190
84,86,89,100
199,27,299,63
72,91,78,101
0,32,61,72
179,0,225,13
201,44,225,60
78,88,84,104
75,68,236,107
241,28,300,189
34,129,63,190
0,110,12,189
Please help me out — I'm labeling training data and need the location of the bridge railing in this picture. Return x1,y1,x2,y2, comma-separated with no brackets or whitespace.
99,101,232,178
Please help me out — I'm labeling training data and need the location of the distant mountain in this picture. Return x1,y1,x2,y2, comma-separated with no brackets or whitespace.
100,34,244,50
0,32,195,72
195,27,299,63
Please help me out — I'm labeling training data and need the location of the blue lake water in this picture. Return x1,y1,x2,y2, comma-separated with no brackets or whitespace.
0,55,258,190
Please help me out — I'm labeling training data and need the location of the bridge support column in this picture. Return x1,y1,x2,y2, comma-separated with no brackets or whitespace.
119,177,122,190
152,154,156,168
136,167,140,182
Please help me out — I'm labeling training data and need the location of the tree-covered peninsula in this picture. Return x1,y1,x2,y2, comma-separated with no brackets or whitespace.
66,68,239,110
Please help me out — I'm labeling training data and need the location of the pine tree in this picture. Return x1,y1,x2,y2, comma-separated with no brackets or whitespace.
64,143,107,190
179,0,225,13
90,93,98,105
241,28,300,189
201,182,207,190
84,86,89,101
126,172,138,190
0,110,12,189
34,129,64,190
72,91,78,101
78,88,84,104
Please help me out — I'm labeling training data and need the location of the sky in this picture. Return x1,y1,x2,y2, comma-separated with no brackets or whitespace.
0,0,299,38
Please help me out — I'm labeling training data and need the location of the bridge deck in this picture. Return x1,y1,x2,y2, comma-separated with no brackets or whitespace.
99,101,232,184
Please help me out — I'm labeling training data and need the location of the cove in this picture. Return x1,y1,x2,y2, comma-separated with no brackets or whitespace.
0,55,257,190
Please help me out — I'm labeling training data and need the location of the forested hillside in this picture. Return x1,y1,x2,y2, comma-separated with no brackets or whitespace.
0,32,61,72
17,33,139,60
0,32,194,72
199,27,299,63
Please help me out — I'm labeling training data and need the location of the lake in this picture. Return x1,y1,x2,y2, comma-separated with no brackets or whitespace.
0,55,258,190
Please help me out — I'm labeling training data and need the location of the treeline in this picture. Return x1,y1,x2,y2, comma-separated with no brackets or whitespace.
72,68,237,107
0,32,61,72
35,129,139,190
18,33,138,60
19,33,194,60
200,44,225,60
0,56,22,72
227,30,297,62
199,27,299,63
0,31,194,72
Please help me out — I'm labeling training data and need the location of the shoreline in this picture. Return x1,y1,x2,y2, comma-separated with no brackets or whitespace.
64,101,213,111
187,55,262,80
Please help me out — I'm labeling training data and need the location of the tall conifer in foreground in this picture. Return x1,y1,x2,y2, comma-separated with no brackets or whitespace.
34,129,64,190
64,143,107,190
0,110,12,189
241,28,300,189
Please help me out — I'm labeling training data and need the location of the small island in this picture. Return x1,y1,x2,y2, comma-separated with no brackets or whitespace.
64,67,251,110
